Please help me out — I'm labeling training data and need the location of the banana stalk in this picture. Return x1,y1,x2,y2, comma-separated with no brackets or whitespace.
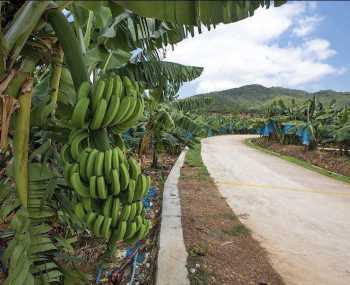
47,9,89,91
49,45,64,117
13,77,33,208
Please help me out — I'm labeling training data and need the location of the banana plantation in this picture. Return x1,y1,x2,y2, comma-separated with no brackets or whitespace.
0,1,291,284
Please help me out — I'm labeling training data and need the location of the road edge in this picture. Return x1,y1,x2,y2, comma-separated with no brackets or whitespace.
245,138,350,185
156,149,190,285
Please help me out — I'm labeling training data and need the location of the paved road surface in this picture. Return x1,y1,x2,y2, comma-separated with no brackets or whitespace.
201,135,350,285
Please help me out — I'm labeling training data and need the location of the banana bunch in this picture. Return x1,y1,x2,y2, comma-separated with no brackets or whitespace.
60,75,151,244
61,140,151,242
70,75,145,132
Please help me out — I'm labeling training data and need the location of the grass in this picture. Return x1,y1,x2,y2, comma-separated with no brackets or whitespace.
184,144,210,180
245,138,350,185
223,224,251,237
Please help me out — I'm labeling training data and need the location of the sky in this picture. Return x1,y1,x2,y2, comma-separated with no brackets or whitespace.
164,1,350,98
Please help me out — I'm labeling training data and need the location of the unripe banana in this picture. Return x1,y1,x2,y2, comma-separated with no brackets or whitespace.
89,176,97,198
127,179,136,204
128,158,140,180
118,96,137,124
111,198,120,227
95,151,105,176
104,78,114,104
79,151,89,182
103,196,113,217
70,131,89,161
111,169,121,196
70,172,89,197
90,98,107,130
86,149,98,178
125,222,137,240
128,202,137,221
114,75,123,97
93,215,105,237
77,81,90,100
102,216,112,240
114,220,127,241
104,149,112,181
86,212,97,229
97,176,108,199
74,203,86,220
92,80,105,111
110,96,131,126
82,197,92,211
120,204,131,221
102,94,120,127
119,163,130,190
71,97,90,128
111,148,119,171
61,144,72,164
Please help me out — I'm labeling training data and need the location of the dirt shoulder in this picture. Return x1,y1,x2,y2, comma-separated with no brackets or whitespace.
178,144,284,285
251,137,350,180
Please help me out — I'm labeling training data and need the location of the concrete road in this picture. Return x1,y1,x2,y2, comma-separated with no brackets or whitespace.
201,135,350,285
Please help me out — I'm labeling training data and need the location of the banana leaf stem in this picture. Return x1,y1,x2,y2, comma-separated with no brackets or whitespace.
13,76,33,208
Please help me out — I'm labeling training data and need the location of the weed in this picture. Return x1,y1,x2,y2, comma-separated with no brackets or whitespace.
223,224,251,237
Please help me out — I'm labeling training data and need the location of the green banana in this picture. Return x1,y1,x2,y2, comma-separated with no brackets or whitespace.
104,149,112,181
120,163,130,190
110,96,131,126
97,176,108,199
90,98,107,130
79,151,89,182
111,198,120,227
95,151,105,176
92,80,105,111
111,169,121,196
102,217,112,240
77,81,90,100
111,148,119,170
74,203,86,220
70,131,89,161
125,222,137,240
128,202,137,221
127,179,136,204
68,128,86,145
82,197,92,211
61,144,72,164
114,220,127,241
103,196,113,217
63,163,72,184
70,172,90,197
120,204,131,221
93,215,105,237
89,176,97,198
86,212,97,229
102,94,120,127
143,220,151,238
128,158,140,180
114,99,143,131
69,164,79,185
86,149,98,178
114,75,123,97
104,77,114,104
135,215,143,231
118,96,137,124
136,200,143,216
71,97,90,128
134,175,144,201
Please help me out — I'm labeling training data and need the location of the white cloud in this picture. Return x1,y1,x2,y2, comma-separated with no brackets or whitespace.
165,2,344,96
293,15,323,37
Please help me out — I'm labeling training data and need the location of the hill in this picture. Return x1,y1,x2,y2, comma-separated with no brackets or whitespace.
191,84,350,114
